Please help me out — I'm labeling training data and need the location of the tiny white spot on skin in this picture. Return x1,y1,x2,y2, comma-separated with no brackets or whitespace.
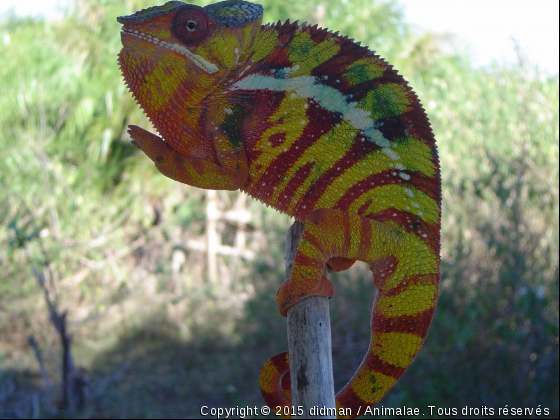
399,172,411,180
224,108,233,114
234,47,239,56
279,64,301,77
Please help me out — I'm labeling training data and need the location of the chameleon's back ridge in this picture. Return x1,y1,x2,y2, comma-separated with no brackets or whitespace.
118,1,440,417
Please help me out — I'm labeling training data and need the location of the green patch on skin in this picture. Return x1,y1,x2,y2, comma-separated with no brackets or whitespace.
288,31,340,76
369,374,382,394
342,58,385,86
220,105,244,148
390,137,437,177
358,83,411,120
251,28,279,62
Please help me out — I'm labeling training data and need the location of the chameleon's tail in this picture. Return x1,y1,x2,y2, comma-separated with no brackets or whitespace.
260,275,438,419
259,352,292,416
333,280,437,416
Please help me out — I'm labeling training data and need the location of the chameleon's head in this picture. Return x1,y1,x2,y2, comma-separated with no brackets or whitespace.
118,0,263,108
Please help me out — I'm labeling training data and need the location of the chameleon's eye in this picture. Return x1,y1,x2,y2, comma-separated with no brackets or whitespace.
173,6,211,44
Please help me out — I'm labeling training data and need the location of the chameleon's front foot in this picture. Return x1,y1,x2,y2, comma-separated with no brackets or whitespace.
129,124,195,184
128,125,171,162
127,125,249,190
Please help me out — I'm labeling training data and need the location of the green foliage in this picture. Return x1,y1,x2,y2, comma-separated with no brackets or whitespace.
0,0,558,418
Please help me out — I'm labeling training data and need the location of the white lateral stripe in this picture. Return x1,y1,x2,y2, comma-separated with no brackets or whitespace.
230,74,400,160
123,30,218,74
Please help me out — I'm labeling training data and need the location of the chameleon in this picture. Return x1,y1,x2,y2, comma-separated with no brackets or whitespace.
117,0,441,416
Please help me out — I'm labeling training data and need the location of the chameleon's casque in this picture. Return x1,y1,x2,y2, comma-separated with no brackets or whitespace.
118,0,441,417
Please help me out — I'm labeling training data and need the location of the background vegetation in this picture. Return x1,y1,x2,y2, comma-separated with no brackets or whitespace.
1,0,558,417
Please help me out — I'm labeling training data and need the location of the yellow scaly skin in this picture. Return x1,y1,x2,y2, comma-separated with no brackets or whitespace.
118,1,441,417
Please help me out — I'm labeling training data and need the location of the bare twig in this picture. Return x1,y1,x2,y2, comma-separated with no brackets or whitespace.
31,263,78,415
28,335,52,397
7,185,85,414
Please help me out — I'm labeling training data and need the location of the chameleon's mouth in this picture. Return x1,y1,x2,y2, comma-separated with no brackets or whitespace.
121,29,219,74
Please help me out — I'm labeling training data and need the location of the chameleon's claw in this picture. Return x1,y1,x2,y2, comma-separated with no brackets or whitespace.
127,125,162,143
127,125,172,164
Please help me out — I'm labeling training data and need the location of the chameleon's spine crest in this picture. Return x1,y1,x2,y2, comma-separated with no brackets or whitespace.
205,0,263,28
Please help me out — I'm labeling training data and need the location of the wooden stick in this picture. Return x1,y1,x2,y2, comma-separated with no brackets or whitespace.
286,221,336,419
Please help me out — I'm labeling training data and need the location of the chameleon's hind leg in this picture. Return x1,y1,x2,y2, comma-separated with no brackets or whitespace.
128,125,248,190
276,208,367,316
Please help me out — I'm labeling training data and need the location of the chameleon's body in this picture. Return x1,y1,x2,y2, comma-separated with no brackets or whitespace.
118,1,440,416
